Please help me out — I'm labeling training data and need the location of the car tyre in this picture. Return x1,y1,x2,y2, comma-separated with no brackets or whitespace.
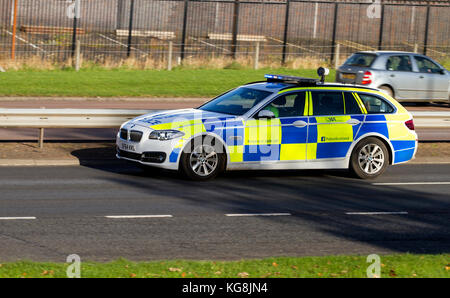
180,136,226,181
350,137,389,179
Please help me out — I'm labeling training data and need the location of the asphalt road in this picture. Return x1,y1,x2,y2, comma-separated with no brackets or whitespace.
0,162,449,262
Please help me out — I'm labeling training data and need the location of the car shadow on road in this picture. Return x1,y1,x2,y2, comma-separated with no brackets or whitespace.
72,146,450,256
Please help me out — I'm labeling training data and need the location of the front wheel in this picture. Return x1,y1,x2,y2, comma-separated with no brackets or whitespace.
179,136,226,181
350,137,389,179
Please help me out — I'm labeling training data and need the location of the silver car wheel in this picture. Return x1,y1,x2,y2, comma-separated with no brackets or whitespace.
358,144,385,175
190,144,218,177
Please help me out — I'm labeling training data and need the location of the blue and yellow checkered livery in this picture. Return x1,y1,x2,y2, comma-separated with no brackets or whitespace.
144,87,417,167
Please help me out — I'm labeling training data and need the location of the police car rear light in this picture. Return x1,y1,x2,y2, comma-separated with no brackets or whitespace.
361,71,372,85
405,119,415,130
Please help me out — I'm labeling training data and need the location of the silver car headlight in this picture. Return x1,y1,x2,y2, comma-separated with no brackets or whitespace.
149,130,185,141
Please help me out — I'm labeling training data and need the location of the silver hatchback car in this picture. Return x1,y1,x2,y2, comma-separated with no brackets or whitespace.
336,51,450,103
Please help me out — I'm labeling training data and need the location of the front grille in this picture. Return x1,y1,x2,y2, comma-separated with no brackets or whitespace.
120,129,128,140
129,130,143,142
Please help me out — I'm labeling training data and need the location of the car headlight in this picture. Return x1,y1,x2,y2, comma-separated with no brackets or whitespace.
149,130,185,141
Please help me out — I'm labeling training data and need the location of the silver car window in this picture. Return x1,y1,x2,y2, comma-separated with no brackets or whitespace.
413,56,442,74
386,55,412,72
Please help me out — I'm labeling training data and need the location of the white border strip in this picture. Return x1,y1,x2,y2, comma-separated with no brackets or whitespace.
225,213,292,217
0,217,36,220
373,182,450,186
346,212,408,215
105,215,173,219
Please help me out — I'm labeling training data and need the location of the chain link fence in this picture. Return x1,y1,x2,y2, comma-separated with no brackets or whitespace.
0,0,449,67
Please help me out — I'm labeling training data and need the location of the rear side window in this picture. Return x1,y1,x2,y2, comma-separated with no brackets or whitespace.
386,55,412,72
311,91,344,116
344,53,377,67
357,94,394,114
344,92,362,114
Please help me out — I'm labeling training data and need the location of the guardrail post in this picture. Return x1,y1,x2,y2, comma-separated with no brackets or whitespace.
38,128,44,149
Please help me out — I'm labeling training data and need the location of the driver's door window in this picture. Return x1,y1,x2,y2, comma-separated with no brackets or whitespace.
261,92,306,118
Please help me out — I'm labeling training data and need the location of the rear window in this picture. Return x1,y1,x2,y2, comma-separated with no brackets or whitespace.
344,53,377,67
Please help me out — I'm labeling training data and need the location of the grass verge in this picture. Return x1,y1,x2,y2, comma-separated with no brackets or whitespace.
0,254,448,278
0,68,335,98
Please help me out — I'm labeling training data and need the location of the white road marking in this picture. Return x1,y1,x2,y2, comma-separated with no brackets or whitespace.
225,213,291,217
105,215,173,219
373,182,450,186
0,217,36,220
345,212,408,215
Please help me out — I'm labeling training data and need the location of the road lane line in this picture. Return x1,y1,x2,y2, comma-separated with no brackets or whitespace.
225,213,292,217
345,212,408,215
0,217,36,220
373,182,450,186
105,215,173,219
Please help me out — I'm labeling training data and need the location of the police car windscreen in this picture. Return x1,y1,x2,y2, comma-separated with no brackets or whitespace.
199,87,272,116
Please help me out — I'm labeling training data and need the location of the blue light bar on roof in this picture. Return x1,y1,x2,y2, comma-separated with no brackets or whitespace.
265,74,319,84
265,74,285,80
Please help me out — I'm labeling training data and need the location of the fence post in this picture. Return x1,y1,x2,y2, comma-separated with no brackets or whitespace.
180,0,189,61
167,41,173,71
71,0,80,58
281,0,290,65
74,39,81,71
334,43,340,69
330,2,339,64
116,0,124,29
11,0,18,60
127,0,135,58
231,0,240,59
423,4,430,55
254,41,260,70
377,3,385,50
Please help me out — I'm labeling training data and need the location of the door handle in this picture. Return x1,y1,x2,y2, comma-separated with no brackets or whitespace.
419,76,425,79
293,120,308,128
390,74,395,78
346,118,360,126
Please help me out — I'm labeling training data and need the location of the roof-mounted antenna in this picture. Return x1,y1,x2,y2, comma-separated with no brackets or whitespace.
317,67,330,84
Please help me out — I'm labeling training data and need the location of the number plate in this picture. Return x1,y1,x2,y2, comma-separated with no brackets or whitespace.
342,73,356,79
121,143,136,152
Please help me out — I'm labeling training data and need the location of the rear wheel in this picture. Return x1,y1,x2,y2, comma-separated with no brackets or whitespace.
350,137,389,179
180,136,226,181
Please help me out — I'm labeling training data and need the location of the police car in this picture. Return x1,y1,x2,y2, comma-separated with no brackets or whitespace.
117,68,418,180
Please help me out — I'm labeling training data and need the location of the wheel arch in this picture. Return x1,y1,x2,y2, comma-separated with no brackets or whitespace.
177,131,229,166
378,84,395,98
347,133,394,167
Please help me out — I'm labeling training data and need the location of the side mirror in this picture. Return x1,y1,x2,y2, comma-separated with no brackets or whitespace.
256,110,275,119
439,69,447,75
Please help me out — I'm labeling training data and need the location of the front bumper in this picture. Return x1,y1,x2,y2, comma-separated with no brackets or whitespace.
115,123,180,170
